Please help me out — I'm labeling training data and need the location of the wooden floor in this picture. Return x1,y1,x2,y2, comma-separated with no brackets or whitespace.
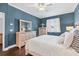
0,44,2,51
0,46,32,56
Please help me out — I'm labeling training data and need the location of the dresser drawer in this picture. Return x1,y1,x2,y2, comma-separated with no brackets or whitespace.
21,38,25,43
19,36,25,40
19,32,25,36
21,41,25,46
16,32,33,49
0,33,2,44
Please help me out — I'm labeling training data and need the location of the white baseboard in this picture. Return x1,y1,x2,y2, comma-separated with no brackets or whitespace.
3,44,16,51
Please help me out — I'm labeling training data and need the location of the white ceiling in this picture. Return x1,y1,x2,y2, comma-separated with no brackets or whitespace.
9,3,78,18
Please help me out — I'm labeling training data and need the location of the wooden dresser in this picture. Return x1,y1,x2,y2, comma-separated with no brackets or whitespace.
16,31,36,49
16,32,26,49
0,33,2,44
39,27,47,36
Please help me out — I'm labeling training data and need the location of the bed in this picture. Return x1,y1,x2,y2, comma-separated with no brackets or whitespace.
25,35,79,56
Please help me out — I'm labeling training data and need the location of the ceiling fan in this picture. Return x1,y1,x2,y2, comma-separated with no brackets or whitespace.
36,3,53,11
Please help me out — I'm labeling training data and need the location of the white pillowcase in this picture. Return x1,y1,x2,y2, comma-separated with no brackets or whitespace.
70,28,78,33
58,37,64,44
63,32,74,48
58,33,65,44
60,32,65,37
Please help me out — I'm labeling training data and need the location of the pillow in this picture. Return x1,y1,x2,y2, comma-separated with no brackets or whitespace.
63,32,74,48
70,28,77,33
60,32,65,37
58,37,64,44
71,30,79,53
58,33,65,44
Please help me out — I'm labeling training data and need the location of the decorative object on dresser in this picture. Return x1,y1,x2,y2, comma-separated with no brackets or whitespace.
39,27,47,36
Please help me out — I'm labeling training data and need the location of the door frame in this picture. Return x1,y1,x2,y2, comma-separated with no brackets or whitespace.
2,12,5,51
0,12,5,51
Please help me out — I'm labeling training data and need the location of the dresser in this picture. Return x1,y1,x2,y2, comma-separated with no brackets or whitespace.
39,27,47,36
16,31,36,49
16,32,26,49
0,33,2,44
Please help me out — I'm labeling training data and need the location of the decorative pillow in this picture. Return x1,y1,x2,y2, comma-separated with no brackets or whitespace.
71,30,79,53
63,32,74,48
70,28,77,33
58,33,65,44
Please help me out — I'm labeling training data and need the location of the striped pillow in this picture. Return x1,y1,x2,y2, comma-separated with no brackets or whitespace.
71,30,79,53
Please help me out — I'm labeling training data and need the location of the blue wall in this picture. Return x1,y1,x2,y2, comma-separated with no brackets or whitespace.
40,13,74,36
74,4,79,25
0,3,40,48
0,3,75,48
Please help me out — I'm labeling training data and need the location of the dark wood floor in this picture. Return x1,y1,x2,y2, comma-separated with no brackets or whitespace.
0,46,32,56
0,44,2,51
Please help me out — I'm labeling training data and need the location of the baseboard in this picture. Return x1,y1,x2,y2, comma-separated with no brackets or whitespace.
3,44,16,51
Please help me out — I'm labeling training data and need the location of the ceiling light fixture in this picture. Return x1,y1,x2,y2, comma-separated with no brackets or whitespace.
37,3,52,11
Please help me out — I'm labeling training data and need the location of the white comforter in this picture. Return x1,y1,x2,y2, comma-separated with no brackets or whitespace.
25,35,79,56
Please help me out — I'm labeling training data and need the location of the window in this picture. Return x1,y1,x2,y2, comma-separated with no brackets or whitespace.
46,18,61,32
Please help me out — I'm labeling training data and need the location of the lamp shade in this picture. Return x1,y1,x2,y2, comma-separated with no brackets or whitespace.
66,26,73,32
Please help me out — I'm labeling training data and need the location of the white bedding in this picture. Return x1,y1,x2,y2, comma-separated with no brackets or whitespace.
25,35,79,56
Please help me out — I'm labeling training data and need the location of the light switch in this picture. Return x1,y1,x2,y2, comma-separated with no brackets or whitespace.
10,23,13,26
10,29,13,32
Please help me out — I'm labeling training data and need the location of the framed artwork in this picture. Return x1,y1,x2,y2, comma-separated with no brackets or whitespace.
46,18,61,32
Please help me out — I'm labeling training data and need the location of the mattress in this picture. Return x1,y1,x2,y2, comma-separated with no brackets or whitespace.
25,35,79,56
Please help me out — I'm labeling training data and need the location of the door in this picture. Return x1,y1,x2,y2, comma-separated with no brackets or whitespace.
0,12,5,51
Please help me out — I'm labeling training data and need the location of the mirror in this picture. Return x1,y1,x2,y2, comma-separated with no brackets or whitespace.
20,19,32,32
